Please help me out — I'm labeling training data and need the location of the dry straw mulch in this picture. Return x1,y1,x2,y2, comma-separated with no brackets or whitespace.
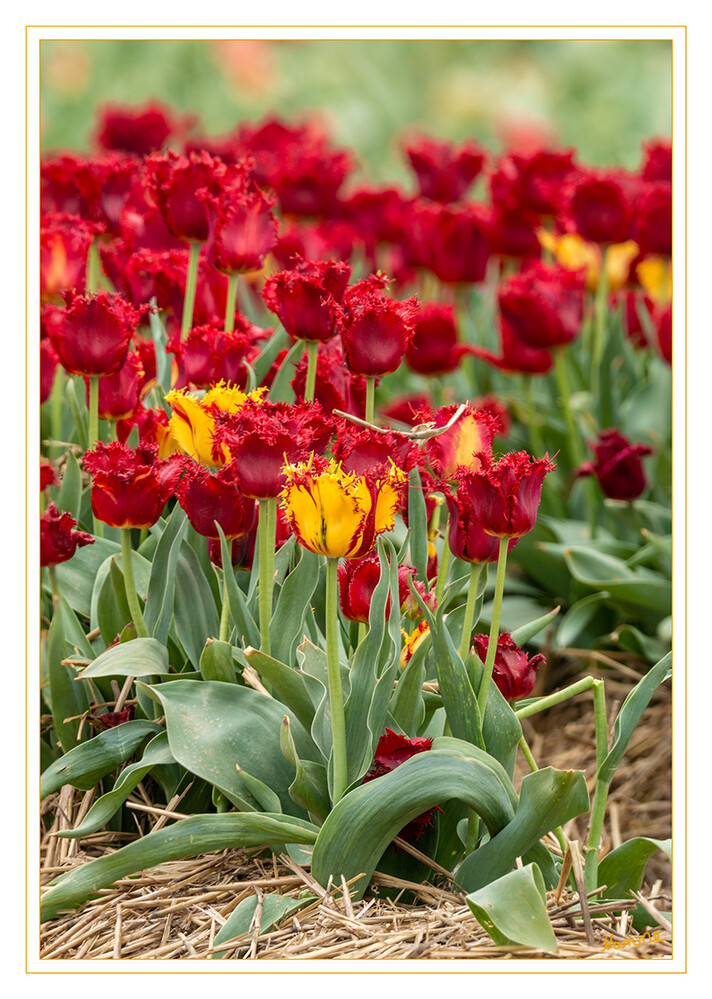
39,655,672,962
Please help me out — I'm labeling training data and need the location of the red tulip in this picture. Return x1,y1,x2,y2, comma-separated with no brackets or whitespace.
576,428,653,501
41,503,94,567
497,262,585,350
47,292,146,377
456,450,556,539
262,258,351,342
402,133,486,204
471,632,544,701
176,462,258,539
338,275,417,377
83,442,184,529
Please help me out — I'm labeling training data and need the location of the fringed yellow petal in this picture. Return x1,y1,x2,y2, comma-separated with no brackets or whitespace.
164,390,225,467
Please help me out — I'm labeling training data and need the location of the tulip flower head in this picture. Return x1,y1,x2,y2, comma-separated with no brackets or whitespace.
48,292,146,378
456,450,556,539
200,169,278,275
497,263,585,350
176,461,258,539
362,728,435,841
471,632,544,701
164,383,266,467
402,133,486,204
338,554,436,624
338,275,418,377
83,441,184,529
282,455,405,559
41,503,94,567
576,429,653,501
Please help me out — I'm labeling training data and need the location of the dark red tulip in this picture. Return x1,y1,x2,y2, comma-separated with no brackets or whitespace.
41,503,94,567
576,428,653,501
471,632,544,701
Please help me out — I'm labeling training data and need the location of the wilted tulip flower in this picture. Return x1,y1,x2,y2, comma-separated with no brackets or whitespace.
362,728,436,841
471,632,544,701
576,428,653,501
41,503,94,567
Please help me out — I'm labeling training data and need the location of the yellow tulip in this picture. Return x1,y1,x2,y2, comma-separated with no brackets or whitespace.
282,456,404,559
164,383,265,467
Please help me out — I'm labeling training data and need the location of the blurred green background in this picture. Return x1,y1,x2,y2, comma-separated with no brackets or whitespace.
40,38,671,181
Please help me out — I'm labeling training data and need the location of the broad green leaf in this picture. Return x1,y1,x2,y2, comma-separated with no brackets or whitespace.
267,338,303,403
555,592,610,649
311,748,518,900
173,540,221,667
144,679,318,816
467,657,523,778
598,653,671,784
56,451,82,520
466,863,557,952
211,891,315,958
54,539,121,618
563,546,638,584
143,504,189,645
454,767,590,893
46,596,92,753
614,625,669,664
40,720,162,798
598,837,671,899
41,812,319,923
90,550,152,643
510,605,561,647
241,647,315,736
343,538,403,788
199,639,237,683
55,732,174,837
280,716,330,822
407,466,429,582
76,637,169,679
269,544,321,666
216,524,260,649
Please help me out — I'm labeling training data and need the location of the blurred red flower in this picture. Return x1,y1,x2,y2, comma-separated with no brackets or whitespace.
262,258,351,342
410,200,491,285
200,171,278,275
95,100,195,156
402,133,486,204
563,169,635,245
404,302,475,376
497,262,585,350
576,428,653,501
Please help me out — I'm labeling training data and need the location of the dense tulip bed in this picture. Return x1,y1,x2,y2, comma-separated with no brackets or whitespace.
39,100,672,952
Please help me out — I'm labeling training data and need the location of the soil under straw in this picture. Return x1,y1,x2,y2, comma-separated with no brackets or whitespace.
39,657,672,962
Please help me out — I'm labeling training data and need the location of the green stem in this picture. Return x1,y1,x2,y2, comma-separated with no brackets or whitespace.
357,621,368,647
304,340,319,403
514,675,597,720
365,376,376,425
88,375,100,450
585,679,611,891
224,272,239,335
87,376,103,537
591,246,609,408
553,348,584,469
85,238,100,294
121,529,149,638
518,734,568,855
523,375,545,460
181,241,201,340
219,571,231,643
49,367,66,461
258,498,277,655
434,532,451,605
458,562,482,659
326,557,348,804
477,538,509,716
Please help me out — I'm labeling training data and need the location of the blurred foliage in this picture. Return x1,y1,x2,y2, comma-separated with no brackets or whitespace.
40,38,671,181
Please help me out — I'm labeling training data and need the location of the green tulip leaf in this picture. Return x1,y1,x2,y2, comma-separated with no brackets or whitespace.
466,863,557,952
143,679,318,817
555,592,611,649
199,638,237,683
46,595,92,753
454,767,590,894
240,647,316,736
407,466,429,583
510,605,561,647
41,812,319,923
216,524,260,649
76,637,170,679
598,836,671,899
54,731,175,837
143,503,189,645
56,450,82,520
311,747,518,900
40,719,163,798
172,540,221,667
54,538,121,619
269,543,321,666
211,890,316,958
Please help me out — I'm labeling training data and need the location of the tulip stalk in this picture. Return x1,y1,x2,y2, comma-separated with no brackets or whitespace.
258,498,278,656
180,241,201,340
590,246,609,408
304,341,319,403
219,573,231,643
224,273,239,335
87,376,103,537
458,562,482,659
476,537,509,715
121,529,149,639
365,376,376,425
325,556,348,804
